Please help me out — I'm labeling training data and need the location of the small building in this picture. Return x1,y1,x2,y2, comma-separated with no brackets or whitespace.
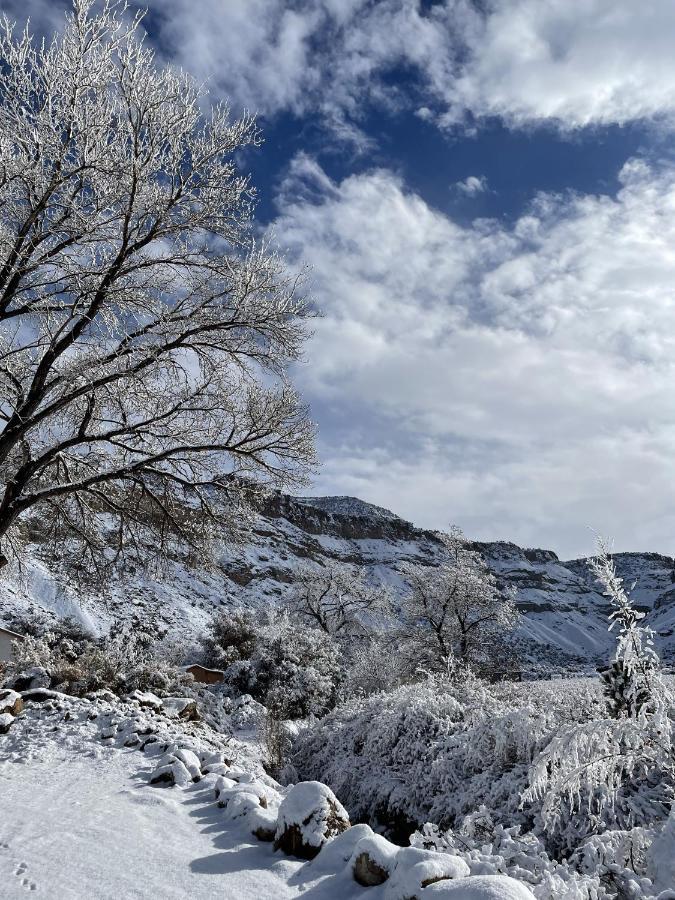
185,663,225,685
0,626,24,664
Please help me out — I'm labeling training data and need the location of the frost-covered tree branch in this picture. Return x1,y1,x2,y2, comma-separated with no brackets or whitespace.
398,528,519,674
0,0,316,567
286,565,389,637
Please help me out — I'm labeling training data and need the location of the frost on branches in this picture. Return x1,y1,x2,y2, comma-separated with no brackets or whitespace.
0,0,315,571
590,539,665,719
398,528,519,676
522,538,674,851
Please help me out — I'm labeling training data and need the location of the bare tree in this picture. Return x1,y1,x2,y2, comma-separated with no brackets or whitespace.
287,564,388,637
0,1,316,567
398,529,518,673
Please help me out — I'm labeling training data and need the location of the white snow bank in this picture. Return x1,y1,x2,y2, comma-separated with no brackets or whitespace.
423,874,536,899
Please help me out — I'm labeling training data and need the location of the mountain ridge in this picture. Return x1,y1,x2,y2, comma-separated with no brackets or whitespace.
2,490,675,671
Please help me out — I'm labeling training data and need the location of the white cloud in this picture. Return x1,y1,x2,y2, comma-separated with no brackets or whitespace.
273,155,675,557
15,0,675,133
454,175,488,196
443,0,675,128
142,0,675,132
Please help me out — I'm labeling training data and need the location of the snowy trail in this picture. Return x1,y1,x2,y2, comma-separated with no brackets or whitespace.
0,729,302,899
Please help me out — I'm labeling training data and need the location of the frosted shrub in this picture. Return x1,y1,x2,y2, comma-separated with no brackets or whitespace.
412,820,606,900
590,540,666,719
522,539,675,852
293,677,555,839
205,609,342,718
4,618,188,697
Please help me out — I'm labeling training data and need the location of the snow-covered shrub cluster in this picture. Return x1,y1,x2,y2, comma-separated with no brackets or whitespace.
292,674,559,838
5,616,190,698
202,608,342,718
292,540,675,899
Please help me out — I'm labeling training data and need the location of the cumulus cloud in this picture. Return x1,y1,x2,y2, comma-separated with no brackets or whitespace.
454,175,489,195
272,154,675,556
13,0,675,133
141,0,675,133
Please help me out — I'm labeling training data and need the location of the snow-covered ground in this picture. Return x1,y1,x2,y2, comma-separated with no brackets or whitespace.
0,698,301,899
1,694,536,900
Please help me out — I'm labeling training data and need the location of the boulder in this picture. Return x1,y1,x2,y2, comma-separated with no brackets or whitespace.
351,834,399,886
274,781,350,860
248,806,278,842
161,697,200,721
0,712,14,734
129,690,163,710
385,847,470,898
149,759,193,788
0,689,23,717
21,688,61,704
422,875,536,900
8,667,50,692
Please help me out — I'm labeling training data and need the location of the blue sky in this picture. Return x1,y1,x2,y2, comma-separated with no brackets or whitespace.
12,0,675,558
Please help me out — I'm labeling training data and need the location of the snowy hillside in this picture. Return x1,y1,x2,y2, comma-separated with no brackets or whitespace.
2,492,675,669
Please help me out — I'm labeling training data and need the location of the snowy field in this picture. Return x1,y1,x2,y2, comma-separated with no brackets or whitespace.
0,706,300,899
0,694,537,900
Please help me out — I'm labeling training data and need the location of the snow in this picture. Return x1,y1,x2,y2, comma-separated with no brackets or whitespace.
0,695,542,899
6,491,675,673
422,875,536,899
648,810,675,891
0,745,297,898
276,781,350,848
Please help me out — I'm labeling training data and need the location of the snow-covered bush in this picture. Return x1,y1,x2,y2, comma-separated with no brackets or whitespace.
521,539,675,852
204,608,342,718
4,617,189,698
293,675,572,840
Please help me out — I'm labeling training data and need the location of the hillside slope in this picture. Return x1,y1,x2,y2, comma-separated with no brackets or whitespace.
2,492,674,669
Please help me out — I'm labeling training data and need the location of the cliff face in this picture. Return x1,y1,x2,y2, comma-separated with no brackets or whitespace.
2,491,675,671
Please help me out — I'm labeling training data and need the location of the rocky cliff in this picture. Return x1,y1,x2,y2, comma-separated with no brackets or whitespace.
2,492,674,671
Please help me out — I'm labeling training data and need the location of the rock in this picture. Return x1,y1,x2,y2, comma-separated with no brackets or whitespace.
422,874,536,899
161,697,199,721
21,688,61,704
0,689,23,717
8,667,50,692
353,852,390,886
0,712,14,734
351,834,399,886
217,780,269,810
128,690,163,710
171,748,202,782
149,759,193,788
248,806,278,842
274,781,350,860
386,847,470,898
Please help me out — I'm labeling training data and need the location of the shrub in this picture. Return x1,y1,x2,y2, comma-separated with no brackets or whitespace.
204,609,343,719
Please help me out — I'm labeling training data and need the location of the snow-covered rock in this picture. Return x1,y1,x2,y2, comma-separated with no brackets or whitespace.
385,847,471,898
129,690,163,710
0,689,23,716
274,781,350,859
0,711,15,734
421,874,536,899
161,697,199,721
7,666,50,692
351,833,399,885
